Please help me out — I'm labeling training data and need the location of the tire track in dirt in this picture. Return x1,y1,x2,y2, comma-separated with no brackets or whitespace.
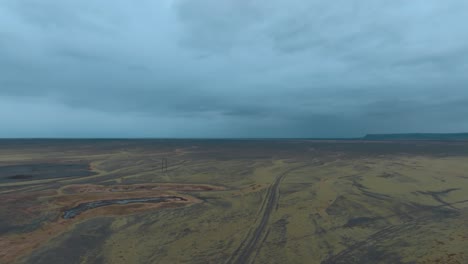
321,199,468,264
227,164,311,264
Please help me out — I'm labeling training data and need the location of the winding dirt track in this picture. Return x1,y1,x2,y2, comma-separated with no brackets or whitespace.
227,164,310,264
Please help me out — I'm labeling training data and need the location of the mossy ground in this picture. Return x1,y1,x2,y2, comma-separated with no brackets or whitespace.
0,140,467,264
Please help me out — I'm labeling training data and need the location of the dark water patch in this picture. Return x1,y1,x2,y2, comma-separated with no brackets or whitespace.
63,196,187,219
0,163,96,183
7,174,33,180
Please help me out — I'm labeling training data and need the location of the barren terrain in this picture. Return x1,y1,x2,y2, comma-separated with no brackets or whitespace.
0,139,467,263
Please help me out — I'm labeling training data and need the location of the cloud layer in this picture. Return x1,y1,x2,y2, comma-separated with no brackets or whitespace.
1,0,468,137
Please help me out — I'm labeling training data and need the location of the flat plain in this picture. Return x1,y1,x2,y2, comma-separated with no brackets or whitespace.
0,139,467,264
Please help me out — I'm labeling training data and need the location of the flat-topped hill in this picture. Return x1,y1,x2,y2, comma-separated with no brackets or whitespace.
363,133,468,141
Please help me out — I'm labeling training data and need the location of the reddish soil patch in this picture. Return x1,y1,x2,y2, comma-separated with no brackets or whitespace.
0,182,223,263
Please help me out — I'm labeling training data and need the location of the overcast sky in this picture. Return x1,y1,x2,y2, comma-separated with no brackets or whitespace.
1,0,468,138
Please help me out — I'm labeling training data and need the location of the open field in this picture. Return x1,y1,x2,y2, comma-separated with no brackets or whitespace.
0,139,468,264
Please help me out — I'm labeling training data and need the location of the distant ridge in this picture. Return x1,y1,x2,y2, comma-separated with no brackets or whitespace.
363,133,468,141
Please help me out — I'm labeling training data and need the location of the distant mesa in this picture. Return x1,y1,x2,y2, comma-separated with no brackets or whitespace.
363,133,468,141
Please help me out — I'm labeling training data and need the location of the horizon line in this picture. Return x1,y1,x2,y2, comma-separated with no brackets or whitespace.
0,132,467,141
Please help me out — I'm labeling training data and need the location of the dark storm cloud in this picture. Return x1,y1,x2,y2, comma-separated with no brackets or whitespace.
1,0,468,137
